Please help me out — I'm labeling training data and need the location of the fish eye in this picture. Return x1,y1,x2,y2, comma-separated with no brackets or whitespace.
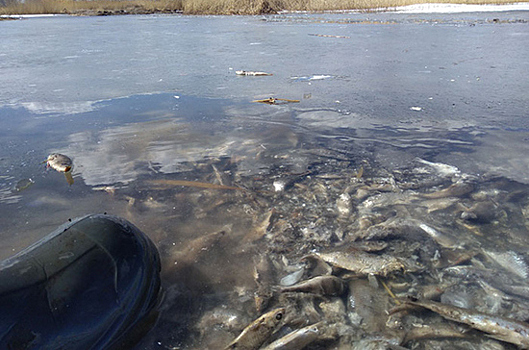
276,312,283,320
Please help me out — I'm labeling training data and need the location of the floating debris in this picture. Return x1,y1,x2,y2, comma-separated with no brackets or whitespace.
252,97,300,105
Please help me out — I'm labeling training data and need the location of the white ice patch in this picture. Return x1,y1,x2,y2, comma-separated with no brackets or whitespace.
291,75,334,82
0,14,65,18
21,101,97,115
394,3,529,13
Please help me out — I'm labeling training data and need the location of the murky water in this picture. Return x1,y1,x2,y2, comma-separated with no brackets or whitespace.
1,10,529,349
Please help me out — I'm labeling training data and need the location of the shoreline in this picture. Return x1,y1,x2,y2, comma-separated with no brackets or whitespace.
1,1,529,17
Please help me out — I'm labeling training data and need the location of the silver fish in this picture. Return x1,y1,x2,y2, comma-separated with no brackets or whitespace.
261,322,324,350
224,307,285,350
311,250,404,277
400,298,529,349
279,275,346,296
484,249,529,280
418,223,459,249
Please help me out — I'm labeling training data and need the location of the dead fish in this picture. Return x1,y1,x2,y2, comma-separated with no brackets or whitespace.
146,179,243,191
417,282,457,301
309,250,404,277
418,223,459,249
394,298,529,349
402,323,468,344
419,197,459,213
224,307,285,350
46,153,74,185
420,180,474,199
243,210,274,243
460,201,499,223
172,228,227,265
46,153,73,173
279,275,346,296
253,255,275,313
261,322,324,350
415,158,460,177
352,240,389,252
483,249,529,280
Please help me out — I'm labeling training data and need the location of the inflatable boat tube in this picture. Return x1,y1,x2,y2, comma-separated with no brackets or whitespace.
0,214,161,350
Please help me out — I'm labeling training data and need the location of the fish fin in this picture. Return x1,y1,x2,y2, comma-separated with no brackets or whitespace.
64,171,74,186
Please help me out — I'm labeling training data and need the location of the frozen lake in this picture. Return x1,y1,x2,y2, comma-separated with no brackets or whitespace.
1,9,529,349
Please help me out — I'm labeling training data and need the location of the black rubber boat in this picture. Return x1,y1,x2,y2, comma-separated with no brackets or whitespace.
0,214,161,350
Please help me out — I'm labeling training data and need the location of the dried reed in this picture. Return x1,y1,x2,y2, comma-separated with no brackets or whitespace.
0,0,523,16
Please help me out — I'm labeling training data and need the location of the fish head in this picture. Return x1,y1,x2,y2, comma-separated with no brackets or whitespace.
265,307,286,329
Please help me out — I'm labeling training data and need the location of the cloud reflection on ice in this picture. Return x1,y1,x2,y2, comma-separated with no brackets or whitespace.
21,101,98,115
65,103,305,188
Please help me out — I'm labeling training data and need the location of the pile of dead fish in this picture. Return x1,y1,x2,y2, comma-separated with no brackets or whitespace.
192,154,529,350
129,139,529,350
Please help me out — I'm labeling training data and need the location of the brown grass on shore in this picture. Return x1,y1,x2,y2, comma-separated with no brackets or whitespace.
283,0,524,11
0,0,182,15
0,0,524,16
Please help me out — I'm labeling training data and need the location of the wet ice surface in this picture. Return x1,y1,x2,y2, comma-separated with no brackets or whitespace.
1,9,529,350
